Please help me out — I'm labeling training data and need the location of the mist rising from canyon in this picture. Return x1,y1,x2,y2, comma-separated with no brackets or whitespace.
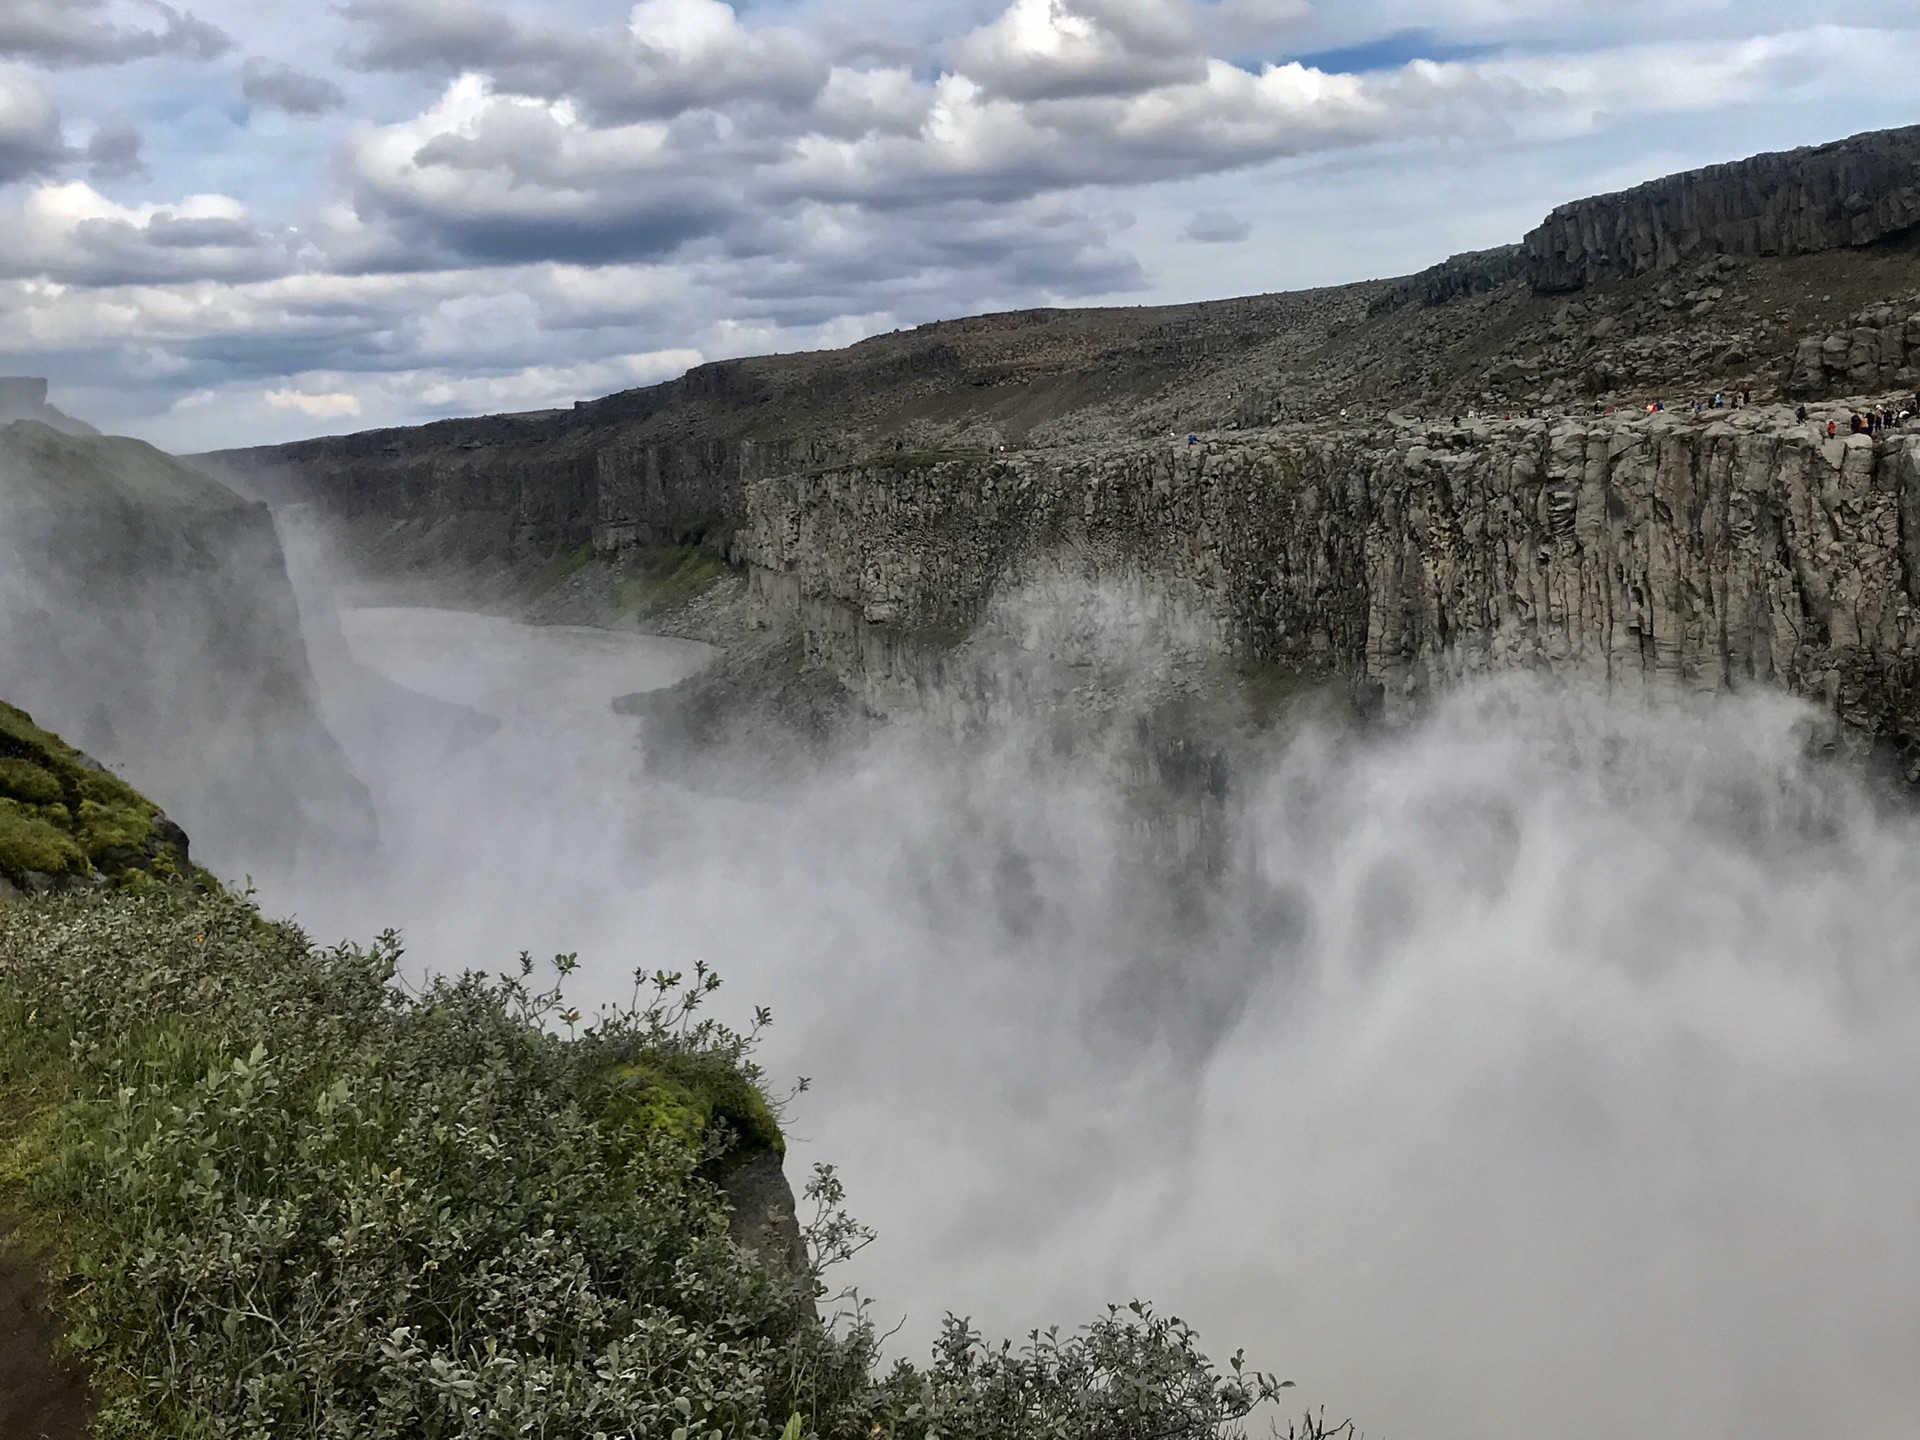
245,540,1920,1440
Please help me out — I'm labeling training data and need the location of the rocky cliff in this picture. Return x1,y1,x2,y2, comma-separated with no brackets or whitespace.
1785,300,1920,398
206,128,1920,764
738,406,1920,774
1524,126,1920,292
0,413,373,877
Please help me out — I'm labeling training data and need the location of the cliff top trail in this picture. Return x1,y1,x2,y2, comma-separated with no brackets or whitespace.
209,122,1920,547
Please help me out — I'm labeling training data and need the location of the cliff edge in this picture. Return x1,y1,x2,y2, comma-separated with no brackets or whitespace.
0,404,373,878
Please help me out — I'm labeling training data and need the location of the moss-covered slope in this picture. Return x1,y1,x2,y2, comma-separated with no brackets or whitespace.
0,702,187,895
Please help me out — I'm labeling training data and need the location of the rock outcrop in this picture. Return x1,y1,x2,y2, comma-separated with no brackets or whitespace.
1370,245,1526,313
1525,126,1920,292
1784,299,1920,398
0,698,192,898
739,408,1920,773
0,410,373,877
0,377,95,436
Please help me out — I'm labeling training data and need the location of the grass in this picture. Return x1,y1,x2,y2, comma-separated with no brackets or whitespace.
524,539,601,598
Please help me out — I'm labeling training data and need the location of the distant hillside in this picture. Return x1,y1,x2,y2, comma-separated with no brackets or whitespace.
208,123,1920,580
0,411,372,878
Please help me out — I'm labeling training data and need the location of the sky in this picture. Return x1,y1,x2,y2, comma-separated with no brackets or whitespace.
0,1,1916,451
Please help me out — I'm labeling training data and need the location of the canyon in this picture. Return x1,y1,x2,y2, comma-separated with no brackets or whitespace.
204,125,1920,768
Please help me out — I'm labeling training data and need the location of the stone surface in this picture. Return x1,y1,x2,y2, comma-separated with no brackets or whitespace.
1370,245,1527,313
1525,126,1920,292
720,1152,809,1281
1784,301,1920,397
737,410,1920,772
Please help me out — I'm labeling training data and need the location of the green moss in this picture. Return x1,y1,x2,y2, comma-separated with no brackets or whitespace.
0,800,86,878
0,758,63,808
0,701,167,886
600,1050,785,1166
73,799,151,857
616,545,730,620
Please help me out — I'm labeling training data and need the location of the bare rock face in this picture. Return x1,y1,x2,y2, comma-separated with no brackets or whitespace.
720,1153,809,1281
1370,244,1527,314
1784,301,1920,397
0,376,98,436
739,410,1920,775
1525,125,1920,292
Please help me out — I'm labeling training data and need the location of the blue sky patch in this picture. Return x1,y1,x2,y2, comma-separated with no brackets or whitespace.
1294,29,1500,75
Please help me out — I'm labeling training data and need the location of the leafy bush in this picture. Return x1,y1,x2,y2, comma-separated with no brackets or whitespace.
0,881,1339,1440
0,884,861,1438
868,1304,1327,1440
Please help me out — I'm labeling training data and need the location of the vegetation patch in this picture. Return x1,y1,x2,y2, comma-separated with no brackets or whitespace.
0,887,857,1439
617,545,730,619
0,703,180,889
525,539,600,597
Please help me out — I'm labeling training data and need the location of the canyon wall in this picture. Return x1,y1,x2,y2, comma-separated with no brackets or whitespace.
1525,126,1920,293
203,128,1920,765
0,419,373,876
737,411,1920,770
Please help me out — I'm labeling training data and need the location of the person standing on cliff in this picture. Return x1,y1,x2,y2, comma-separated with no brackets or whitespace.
1828,420,1838,439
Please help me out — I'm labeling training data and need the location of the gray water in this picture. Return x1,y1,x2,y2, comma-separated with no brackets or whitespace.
263,603,1920,1440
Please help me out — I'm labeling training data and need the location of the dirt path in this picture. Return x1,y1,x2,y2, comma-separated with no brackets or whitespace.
0,1221,89,1439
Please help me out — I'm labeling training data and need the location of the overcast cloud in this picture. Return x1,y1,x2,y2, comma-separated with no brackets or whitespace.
0,0,1913,448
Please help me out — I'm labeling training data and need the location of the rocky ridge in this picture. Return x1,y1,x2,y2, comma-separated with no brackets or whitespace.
1525,125,1920,292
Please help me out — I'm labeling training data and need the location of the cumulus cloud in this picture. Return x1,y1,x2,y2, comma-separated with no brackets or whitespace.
0,68,65,183
1181,209,1249,242
3,0,1918,450
0,0,229,68
83,118,143,179
240,58,346,117
265,387,360,417
951,0,1209,101
0,182,299,285
341,0,826,123
333,9,1899,285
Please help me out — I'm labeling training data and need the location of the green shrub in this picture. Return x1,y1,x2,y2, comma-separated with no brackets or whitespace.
0,886,865,1439
0,882,1334,1440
